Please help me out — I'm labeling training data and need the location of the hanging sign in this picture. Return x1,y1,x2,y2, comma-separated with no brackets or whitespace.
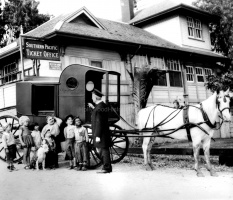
24,39,60,61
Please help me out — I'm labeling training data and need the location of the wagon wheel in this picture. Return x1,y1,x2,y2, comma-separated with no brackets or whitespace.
109,124,129,164
0,115,23,163
83,124,102,169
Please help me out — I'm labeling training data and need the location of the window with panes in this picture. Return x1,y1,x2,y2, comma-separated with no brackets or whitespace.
91,61,102,68
0,62,18,84
167,59,182,87
150,57,167,86
204,68,212,81
186,66,194,82
187,17,202,39
195,67,204,82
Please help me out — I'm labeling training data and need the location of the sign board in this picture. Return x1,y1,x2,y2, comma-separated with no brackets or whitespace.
24,39,60,61
49,62,62,70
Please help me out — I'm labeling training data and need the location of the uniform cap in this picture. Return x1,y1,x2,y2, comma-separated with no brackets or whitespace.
92,89,103,97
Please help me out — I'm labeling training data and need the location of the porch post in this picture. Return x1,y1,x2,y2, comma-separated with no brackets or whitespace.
181,62,189,105
19,25,25,81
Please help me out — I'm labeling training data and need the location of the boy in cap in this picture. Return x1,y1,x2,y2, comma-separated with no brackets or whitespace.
88,89,112,173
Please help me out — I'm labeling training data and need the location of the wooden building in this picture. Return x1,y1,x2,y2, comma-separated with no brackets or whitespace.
0,1,231,139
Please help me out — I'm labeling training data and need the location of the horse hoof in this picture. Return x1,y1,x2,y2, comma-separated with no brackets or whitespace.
144,164,153,171
149,164,155,170
210,171,218,177
197,172,205,177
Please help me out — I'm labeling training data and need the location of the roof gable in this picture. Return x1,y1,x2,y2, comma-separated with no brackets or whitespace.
63,7,106,30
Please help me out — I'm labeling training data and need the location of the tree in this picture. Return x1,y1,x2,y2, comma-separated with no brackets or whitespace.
205,73,233,92
0,0,51,47
193,0,233,67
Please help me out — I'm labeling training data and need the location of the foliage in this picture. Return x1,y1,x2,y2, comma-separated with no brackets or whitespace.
193,0,233,66
0,0,51,47
133,65,166,110
205,73,233,92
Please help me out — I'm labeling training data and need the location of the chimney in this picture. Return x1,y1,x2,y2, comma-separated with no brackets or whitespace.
120,0,134,22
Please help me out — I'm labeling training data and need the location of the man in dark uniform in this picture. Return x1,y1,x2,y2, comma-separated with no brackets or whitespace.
88,89,112,173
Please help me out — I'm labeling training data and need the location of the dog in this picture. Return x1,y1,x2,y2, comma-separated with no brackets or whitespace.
36,140,49,170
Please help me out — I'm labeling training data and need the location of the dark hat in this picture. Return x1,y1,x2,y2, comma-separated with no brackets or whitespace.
92,89,103,97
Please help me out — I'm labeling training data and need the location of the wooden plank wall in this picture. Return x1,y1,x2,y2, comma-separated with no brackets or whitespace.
0,84,16,109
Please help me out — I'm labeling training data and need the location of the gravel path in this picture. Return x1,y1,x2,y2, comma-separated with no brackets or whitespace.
1,155,233,200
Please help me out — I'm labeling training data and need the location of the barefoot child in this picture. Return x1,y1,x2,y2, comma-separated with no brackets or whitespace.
64,115,76,169
2,122,17,172
74,117,89,171
18,116,34,170
30,123,42,169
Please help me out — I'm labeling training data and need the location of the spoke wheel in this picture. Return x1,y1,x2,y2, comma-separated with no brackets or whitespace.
0,115,23,163
109,124,129,164
83,125,102,169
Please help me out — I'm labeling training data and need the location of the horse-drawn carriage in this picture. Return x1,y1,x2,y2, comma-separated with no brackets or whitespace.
0,64,129,169
0,63,231,176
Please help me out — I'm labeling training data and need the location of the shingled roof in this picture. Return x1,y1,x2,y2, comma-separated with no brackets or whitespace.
23,7,225,60
129,0,215,25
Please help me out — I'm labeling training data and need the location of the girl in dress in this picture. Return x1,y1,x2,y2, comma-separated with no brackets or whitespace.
18,116,34,170
2,122,17,172
64,115,75,169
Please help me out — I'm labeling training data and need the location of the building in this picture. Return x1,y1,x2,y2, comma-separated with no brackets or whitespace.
0,0,231,139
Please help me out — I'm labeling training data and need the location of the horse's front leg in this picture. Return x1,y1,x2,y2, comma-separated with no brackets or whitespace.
193,142,204,177
142,135,153,171
203,138,218,177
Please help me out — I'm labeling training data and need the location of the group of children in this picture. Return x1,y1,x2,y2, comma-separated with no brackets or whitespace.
2,114,89,172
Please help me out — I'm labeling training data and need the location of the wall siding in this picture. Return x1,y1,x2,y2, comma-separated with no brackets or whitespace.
0,84,16,109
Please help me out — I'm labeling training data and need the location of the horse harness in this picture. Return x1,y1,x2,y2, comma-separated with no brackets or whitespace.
183,94,230,142
183,104,216,142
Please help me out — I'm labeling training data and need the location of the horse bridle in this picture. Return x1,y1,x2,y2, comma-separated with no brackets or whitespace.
216,94,230,117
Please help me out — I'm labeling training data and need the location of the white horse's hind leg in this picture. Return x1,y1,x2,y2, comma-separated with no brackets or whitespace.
193,141,204,177
203,138,218,177
142,135,153,171
147,135,155,170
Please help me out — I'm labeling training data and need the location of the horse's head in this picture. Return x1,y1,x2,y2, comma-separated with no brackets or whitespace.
216,88,231,122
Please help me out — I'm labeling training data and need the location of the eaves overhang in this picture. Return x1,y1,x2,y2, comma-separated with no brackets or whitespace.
0,46,20,60
130,4,220,26
42,31,227,63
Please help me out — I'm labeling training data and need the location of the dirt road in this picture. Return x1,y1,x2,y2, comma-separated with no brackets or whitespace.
1,156,233,200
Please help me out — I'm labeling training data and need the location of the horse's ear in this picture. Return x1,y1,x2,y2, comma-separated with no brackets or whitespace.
225,88,230,95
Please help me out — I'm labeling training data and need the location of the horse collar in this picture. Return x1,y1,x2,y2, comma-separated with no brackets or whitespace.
199,103,216,129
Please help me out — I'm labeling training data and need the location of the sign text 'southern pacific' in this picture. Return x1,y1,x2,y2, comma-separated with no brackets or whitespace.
24,40,60,61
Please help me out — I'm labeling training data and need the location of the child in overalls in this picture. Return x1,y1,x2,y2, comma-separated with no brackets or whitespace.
64,115,75,169
2,122,17,172
74,117,89,171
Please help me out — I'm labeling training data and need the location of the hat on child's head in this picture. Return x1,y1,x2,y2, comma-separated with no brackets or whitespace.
92,89,103,97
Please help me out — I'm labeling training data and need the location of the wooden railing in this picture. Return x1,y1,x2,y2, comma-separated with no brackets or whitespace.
0,67,33,85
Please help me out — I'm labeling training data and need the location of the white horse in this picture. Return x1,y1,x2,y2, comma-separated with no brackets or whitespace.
138,89,231,177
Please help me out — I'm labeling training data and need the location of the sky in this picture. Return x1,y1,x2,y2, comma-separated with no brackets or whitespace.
37,0,195,21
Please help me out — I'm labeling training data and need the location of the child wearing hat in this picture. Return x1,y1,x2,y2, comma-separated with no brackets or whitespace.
2,122,17,171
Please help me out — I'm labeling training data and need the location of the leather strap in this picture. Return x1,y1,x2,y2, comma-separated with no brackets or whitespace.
183,106,192,141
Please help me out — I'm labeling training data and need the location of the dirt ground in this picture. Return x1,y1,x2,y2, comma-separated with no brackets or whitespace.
1,155,233,200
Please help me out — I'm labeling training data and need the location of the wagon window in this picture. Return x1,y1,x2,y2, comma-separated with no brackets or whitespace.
32,86,55,112
66,77,78,90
